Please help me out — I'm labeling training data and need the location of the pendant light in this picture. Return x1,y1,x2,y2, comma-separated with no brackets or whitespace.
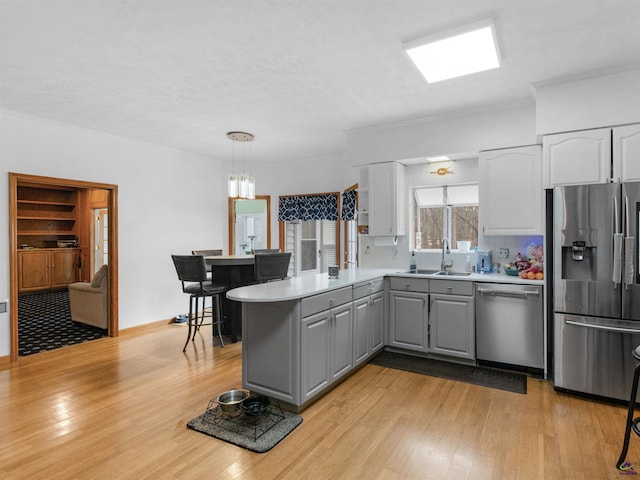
227,131,256,199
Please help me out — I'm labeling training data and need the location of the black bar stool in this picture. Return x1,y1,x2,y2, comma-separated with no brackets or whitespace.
171,255,227,351
617,345,640,470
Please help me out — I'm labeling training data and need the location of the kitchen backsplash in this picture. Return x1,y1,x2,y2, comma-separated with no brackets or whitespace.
359,234,544,272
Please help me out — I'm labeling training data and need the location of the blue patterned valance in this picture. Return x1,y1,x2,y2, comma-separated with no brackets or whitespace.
341,189,357,221
278,193,339,221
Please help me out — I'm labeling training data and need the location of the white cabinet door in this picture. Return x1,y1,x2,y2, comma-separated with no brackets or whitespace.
542,128,611,187
367,162,406,236
479,145,543,235
389,290,428,352
614,123,640,182
429,294,475,361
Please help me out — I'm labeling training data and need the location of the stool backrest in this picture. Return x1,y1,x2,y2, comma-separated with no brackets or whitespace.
254,252,291,282
191,249,222,256
172,255,208,288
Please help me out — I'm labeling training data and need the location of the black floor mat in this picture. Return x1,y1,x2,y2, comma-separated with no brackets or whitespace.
18,289,107,356
369,351,527,394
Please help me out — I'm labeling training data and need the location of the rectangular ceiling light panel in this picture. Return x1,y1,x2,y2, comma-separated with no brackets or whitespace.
403,19,501,83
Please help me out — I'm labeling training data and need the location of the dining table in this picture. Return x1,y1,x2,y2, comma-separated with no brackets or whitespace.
204,255,256,342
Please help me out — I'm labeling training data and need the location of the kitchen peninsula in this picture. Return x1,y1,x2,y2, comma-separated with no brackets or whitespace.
227,268,543,412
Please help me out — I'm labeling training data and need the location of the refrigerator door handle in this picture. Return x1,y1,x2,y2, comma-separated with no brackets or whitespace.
624,195,635,289
565,319,640,335
613,195,623,288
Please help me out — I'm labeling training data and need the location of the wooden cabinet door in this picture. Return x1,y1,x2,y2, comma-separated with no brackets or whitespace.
51,250,78,287
18,250,50,291
614,123,640,182
479,145,543,235
429,294,475,361
542,128,611,187
389,291,428,352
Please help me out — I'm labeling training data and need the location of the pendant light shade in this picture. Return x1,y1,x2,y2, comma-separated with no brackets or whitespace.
227,131,255,200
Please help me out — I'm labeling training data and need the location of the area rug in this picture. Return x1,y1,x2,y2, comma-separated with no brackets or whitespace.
187,404,303,453
18,289,107,356
369,351,527,394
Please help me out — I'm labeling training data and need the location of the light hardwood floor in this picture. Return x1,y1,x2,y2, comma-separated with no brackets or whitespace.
0,322,635,479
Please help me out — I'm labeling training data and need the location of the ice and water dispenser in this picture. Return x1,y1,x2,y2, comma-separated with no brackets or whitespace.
561,234,596,280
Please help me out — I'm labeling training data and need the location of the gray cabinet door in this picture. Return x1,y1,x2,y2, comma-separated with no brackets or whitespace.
429,294,475,360
331,303,353,381
353,297,370,366
301,311,331,402
370,291,384,354
389,291,428,352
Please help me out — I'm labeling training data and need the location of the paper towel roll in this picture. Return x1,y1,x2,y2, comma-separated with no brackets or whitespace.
374,236,398,247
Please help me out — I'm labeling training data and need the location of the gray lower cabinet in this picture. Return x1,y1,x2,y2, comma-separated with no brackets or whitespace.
429,280,475,361
388,290,428,352
353,278,385,366
301,301,353,404
353,290,385,366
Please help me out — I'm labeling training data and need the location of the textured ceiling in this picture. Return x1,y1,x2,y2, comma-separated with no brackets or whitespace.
1,0,639,162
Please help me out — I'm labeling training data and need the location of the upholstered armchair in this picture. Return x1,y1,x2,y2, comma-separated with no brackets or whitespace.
68,264,108,329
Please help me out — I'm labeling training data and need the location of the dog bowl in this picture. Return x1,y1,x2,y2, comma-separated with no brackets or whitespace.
216,389,249,412
240,395,270,416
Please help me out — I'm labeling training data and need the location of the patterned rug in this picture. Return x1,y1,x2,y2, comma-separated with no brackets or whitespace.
18,289,107,356
369,351,527,394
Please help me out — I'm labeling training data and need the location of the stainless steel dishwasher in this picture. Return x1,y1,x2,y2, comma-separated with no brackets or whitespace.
475,283,543,370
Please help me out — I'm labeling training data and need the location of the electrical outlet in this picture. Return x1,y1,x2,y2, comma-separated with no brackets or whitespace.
499,248,510,258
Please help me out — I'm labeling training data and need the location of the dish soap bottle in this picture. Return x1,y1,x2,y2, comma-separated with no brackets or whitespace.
410,251,417,272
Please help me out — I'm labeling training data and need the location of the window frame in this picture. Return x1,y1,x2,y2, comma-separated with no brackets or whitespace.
412,183,479,252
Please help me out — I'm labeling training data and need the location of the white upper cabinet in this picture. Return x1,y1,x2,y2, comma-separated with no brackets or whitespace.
613,124,640,182
359,162,406,236
543,124,640,187
479,145,543,235
542,127,612,187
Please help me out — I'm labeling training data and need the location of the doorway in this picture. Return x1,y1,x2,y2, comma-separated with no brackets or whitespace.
228,195,271,255
9,173,119,361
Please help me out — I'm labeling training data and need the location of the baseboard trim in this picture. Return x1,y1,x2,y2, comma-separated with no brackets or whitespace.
119,318,174,336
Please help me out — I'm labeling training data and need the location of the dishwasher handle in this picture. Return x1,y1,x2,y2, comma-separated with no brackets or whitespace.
476,287,540,299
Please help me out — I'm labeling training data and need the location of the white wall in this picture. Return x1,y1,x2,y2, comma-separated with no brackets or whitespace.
345,101,537,168
249,152,351,248
535,68,640,135
0,111,351,357
0,110,229,357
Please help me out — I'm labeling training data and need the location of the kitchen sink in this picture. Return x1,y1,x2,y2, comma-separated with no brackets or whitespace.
433,270,473,277
404,269,472,277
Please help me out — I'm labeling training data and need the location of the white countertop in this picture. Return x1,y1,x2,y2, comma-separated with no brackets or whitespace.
226,267,543,303
388,270,544,286
226,268,399,302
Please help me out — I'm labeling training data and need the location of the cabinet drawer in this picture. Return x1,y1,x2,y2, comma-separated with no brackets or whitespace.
430,279,474,296
302,286,352,317
353,278,384,300
389,277,429,293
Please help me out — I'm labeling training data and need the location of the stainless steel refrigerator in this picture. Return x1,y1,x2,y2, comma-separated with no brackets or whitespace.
553,182,640,401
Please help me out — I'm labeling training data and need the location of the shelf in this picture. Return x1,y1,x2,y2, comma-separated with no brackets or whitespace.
18,231,76,236
17,199,76,207
18,216,75,221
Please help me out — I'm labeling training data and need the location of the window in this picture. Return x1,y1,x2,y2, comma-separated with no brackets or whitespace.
413,184,478,250
284,220,337,276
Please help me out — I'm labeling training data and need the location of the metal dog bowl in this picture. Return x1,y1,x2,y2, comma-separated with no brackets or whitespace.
216,389,249,412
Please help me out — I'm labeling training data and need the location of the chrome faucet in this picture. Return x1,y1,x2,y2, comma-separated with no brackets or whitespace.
441,239,453,271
